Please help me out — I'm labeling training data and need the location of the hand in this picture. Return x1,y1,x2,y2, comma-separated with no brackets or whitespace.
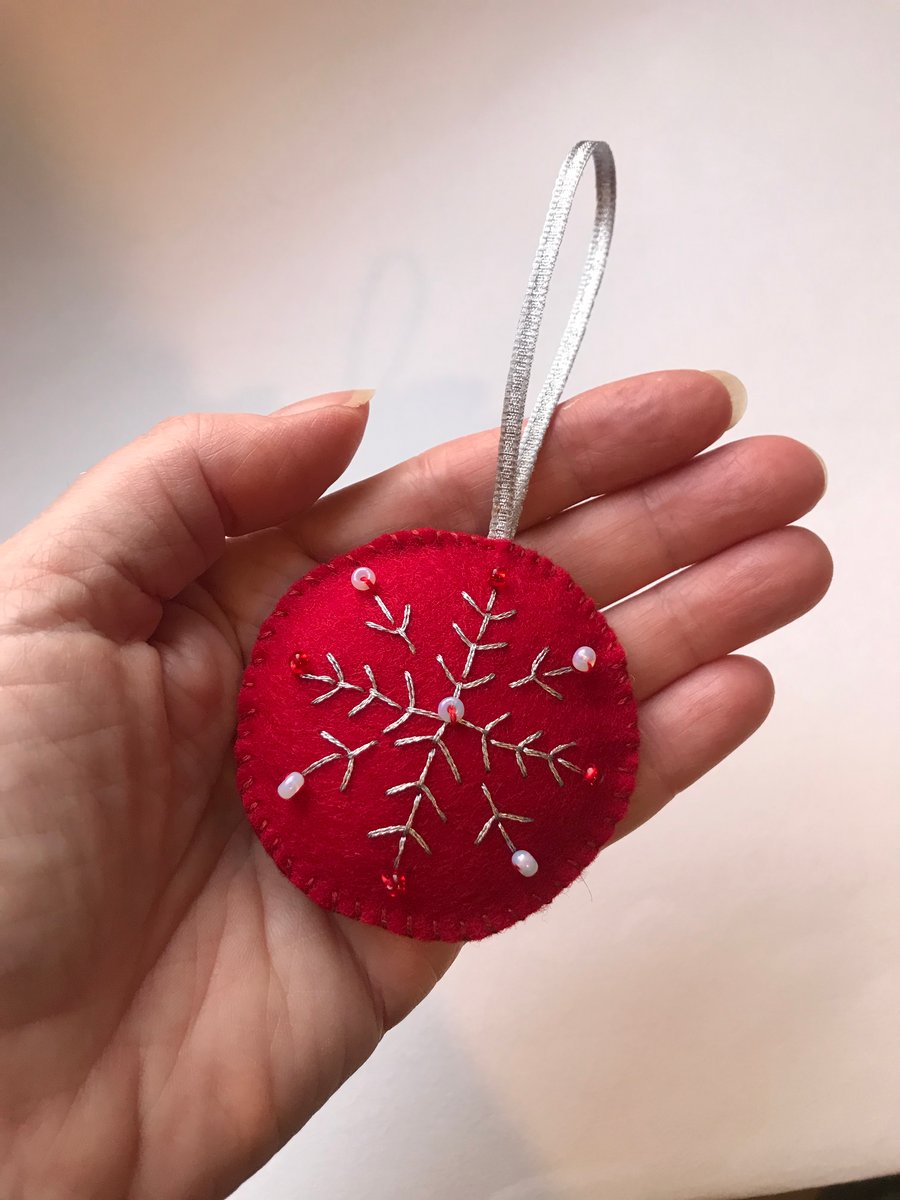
0,373,830,1199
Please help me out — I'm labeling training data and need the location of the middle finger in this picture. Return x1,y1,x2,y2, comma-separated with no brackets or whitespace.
523,435,826,607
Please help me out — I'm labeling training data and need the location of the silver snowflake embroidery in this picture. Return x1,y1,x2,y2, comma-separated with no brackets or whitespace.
295,582,583,871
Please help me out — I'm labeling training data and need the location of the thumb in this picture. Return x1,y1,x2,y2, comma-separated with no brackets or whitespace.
3,389,372,640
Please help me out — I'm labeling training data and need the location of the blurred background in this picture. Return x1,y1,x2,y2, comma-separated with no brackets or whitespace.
1,3,898,1198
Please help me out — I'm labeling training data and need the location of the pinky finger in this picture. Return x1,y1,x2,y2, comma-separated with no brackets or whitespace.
615,655,775,840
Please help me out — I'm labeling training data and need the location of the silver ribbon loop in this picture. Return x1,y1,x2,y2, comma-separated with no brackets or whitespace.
488,141,616,541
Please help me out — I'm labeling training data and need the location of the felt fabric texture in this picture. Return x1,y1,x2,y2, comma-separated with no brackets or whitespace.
236,529,639,941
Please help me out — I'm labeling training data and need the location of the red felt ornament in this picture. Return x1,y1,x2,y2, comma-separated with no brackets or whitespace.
236,142,635,940
237,530,637,940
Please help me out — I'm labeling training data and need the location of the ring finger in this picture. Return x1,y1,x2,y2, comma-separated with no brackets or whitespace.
606,525,832,702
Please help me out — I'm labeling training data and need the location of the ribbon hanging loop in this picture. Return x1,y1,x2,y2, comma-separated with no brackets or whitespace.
488,140,616,541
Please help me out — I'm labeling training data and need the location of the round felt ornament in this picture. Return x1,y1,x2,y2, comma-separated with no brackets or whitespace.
236,530,638,940
236,141,636,940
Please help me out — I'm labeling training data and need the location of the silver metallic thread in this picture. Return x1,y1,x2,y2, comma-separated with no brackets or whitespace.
488,141,616,541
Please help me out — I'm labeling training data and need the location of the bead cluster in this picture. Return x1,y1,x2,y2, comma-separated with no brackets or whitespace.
381,871,407,897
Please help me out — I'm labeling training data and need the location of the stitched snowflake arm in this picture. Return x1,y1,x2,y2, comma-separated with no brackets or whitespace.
365,593,415,654
301,655,435,733
509,645,574,700
303,730,378,791
474,783,533,852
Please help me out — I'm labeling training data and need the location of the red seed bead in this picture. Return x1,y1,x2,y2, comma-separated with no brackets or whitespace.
289,651,309,676
490,567,508,588
583,765,600,784
381,871,407,897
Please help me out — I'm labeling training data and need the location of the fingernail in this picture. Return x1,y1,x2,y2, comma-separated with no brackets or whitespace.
812,449,828,488
344,388,375,408
704,370,747,429
271,389,374,417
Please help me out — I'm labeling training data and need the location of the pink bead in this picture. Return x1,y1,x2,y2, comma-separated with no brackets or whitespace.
277,772,305,799
351,566,377,592
572,645,597,672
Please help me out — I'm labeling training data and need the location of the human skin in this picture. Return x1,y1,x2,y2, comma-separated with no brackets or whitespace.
0,371,831,1199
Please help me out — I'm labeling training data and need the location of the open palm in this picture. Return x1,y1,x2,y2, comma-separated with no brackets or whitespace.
0,372,830,1200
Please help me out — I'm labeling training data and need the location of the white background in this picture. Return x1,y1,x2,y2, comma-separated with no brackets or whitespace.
1,3,898,1198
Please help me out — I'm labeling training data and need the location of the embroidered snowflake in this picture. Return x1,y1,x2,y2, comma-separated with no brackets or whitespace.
290,580,587,881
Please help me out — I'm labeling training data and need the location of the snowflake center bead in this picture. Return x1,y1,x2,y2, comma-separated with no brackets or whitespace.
437,697,464,723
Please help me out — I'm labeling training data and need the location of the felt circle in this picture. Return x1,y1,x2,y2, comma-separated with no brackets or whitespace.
236,529,639,941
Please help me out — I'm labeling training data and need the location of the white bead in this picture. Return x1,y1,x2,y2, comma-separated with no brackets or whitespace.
351,566,376,591
277,771,305,799
572,645,597,672
437,696,465,723
512,849,539,877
